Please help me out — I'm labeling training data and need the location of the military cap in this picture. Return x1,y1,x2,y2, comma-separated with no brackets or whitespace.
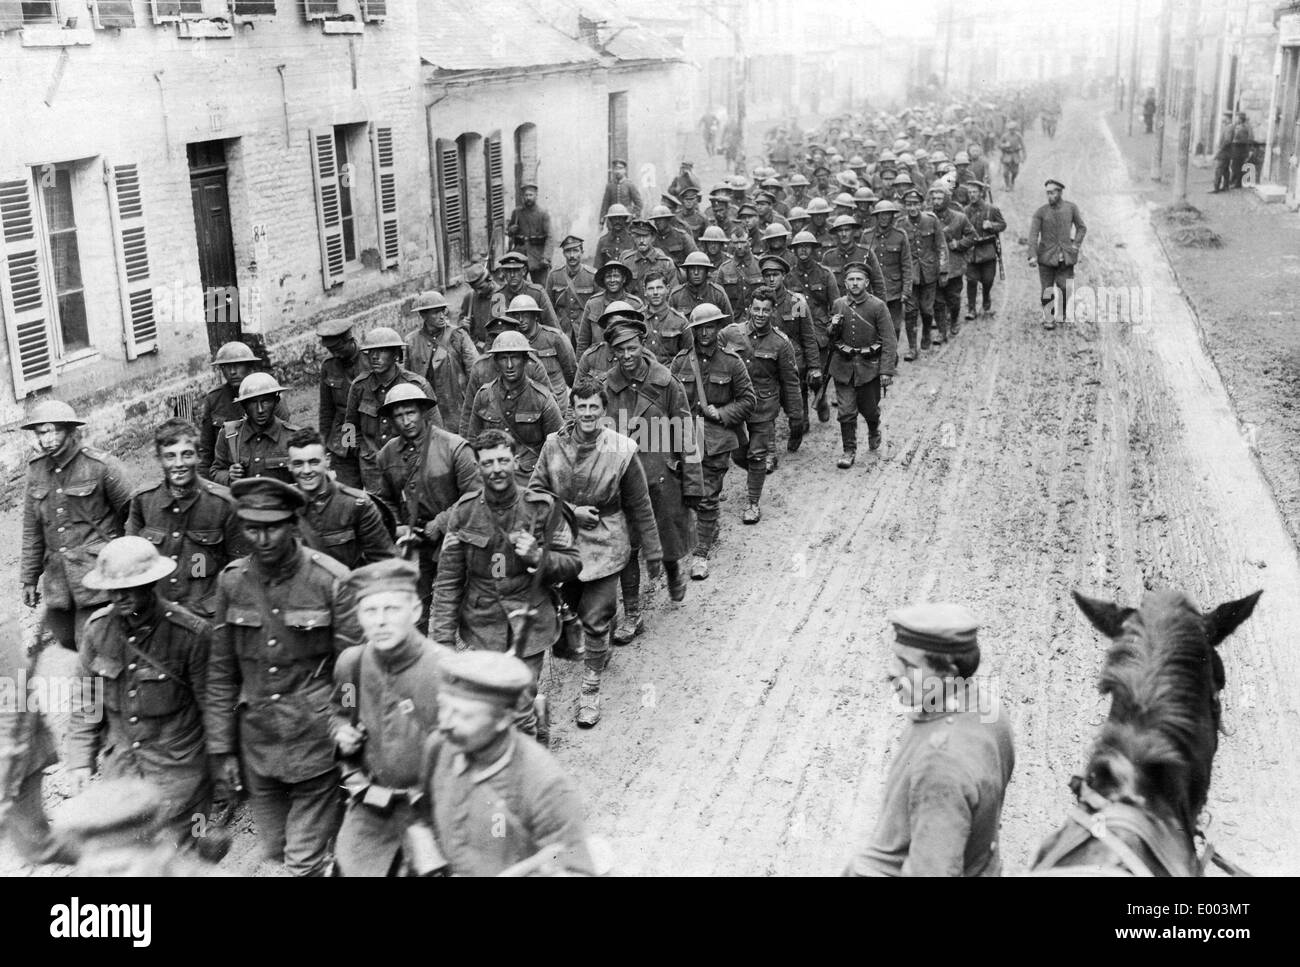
1045,178,1065,190
708,185,732,201
599,259,634,283
965,179,988,191
888,601,979,654
678,185,702,198
805,197,832,215
700,226,728,244
842,260,872,278
21,399,84,430
82,536,177,590
498,251,529,269
413,289,448,312
560,235,584,250
754,190,777,204
685,303,728,329
682,251,715,270
901,188,924,203
831,214,860,230
604,203,632,220
611,158,628,168
648,203,674,220
630,219,655,235
315,317,355,338
736,202,759,218
508,294,542,315
488,331,532,356
56,778,163,842
438,649,534,707
233,476,306,522
788,173,811,187
380,382,437,415
359,326,406,352
346,558,420,599
464,263,490,284
833,192,857,209
520,182,539,192
759,254,789,273
604,316,649,347
787,206,809,222
235,371,286,403
484,314,522,337
791,230,820,247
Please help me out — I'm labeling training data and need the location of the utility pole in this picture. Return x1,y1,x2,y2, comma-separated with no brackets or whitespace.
942,0,954,89
1128,0,1142,136
1151,0,1173,180
1174,0,1202,203
1114,5,1124,112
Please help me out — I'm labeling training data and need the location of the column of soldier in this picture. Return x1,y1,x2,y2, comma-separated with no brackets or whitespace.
10,96,1031,877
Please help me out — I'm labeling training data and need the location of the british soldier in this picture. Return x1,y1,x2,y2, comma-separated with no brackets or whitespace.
929,183,976,340
595,204,634,270
316,319,370,489
465,332,564,484
649,203,698,268
196,342,288,480
506,182,552,286
1027,178,1087,330
670,250,734,321
507,294,576,403
621,219,679,297
757,254,820,449
403,289,480,431
962,181,1006,321
548,235,598,345
828,262,898,468
786,231,842,423
862,199,913,346
496,251,561,332
899,187,948,359
287,427,395,570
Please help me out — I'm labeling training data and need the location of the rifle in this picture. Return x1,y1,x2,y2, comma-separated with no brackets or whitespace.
994,233,1005,282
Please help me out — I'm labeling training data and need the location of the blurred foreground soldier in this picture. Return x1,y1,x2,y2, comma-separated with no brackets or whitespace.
0,612,77,866
530,379,662,727
415,650,596,876
345,326,437,492
1027,179,1086,329
198,341,288,479
210,372,301,487
69,537,212,846
670,304,755,580
723,288,801,524
600,159,642,220
330,559,451,876
433,430,582,736
375,384,479,631
21,400,131,651
316,319,369,488
900,187,948,359
460,263,507,349
207,477,362,876
929,184,976,341
548,235,597,343
828,263,897,468
962,182,1006,321
844,603,1014,877
404,289,479,430
56,778,219,877
288,427,395,570
604,319,701,641
466,332,564,483
506,183,552,285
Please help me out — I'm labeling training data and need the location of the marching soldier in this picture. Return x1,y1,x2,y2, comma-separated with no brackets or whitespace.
844,603,1015,877
962,181,1006,321
621,219,679,297
126,418,243,618
22,401,132,651
1027,178,1087,329
548,235,598,344
330,558,451,877
759,222,791,260
828,262,897,468
900,187,948,360
722,287,802,524
575,259,645,358
456,314,554,436
863,200,913,345
717,228,762,316
699,225,729,270
649,203,698,267
316,319,370,488
206,477,363,876
670,250,734,321
404,289,480,431
703,186,736,236
822,214,885,295
786,231,842,423
343,327,437,493
595,204,634,270
675,186,708,240
287,427,395,570
415,650,596,876
465,332,564,484
599,158,642,220
375,384,479,631
929,184,976,340
786,172,813,210
197,342,288,480
68,537,212,846
459,264,507,351
574,299,651,384
758,254,820,448
641,271,694,365
210,372,302,488
497,252,561,332
507,294,576,402
669,304,756,580
506,182,552,286
806,197,835,250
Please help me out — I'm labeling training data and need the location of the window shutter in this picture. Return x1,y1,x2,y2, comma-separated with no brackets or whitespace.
230,1,277,18
151,0,205,22
309,128,346,289
485,130,505,264
435,137,465,282
360,0,386,21
105,162,158,360
369,124,399,271
0,3,27,30
0,177,56,398
302,0,339,20
92,1,139,28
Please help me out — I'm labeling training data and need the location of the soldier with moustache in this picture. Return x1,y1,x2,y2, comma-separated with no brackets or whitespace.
620,219,679,298
717,228,762,317
649,204,698,268
757,254,820,449
785,232,842,424
828,262,897,468
862,200,913,348
548,235,598,345
595,204,635,271
675,186,708,240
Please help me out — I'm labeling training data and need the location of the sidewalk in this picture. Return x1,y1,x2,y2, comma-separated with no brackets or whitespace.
1106,112,1300,548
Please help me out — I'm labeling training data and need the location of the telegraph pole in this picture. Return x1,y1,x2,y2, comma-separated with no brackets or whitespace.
1151,0,1173,180
1114,5,1124,111
1174,0,1202,203
1128,0,1142,136
942,0,954,89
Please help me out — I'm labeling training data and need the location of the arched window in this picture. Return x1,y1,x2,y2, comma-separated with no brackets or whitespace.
514,123,538,203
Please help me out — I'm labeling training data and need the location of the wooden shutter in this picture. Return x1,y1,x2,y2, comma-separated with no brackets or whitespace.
309,128,345,289
303,0,339,20
106,162,158,359
0,177,56,398
151,0,205,22
361,0,387,21
230,1,277,17
0,2,27,29
92,1,138,28
370,124,399,271
435,137,465,282
484,131,505,264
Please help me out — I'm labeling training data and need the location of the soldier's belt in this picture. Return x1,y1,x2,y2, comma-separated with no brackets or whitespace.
834,343,882,358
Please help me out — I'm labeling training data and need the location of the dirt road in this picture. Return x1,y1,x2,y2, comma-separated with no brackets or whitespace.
6,100,1300,877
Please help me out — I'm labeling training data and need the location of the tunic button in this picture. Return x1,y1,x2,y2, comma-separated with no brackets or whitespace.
127,663,136,670
268,638,278,646
269,666,278,673
128,690,137,698
132,741,141,749
129,716,139,724
271,608,279,615
173,507,180,513
56,489,63,495
172,532,181,538
54,468,61,474
57,527,65,533
170,578,178,583
271,693,281,701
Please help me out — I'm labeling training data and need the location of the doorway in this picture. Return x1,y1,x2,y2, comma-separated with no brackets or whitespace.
188,140,239,353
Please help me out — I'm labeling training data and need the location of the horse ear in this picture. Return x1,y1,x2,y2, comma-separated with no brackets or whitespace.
1205,590,1262,647
1072,591,1133,639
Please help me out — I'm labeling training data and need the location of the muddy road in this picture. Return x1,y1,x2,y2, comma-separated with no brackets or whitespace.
6,100,1299,877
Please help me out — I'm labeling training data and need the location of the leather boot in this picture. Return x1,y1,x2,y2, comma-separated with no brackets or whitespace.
576,656,603,728
666,559,687,601
613,600,642,645
837,421,857,468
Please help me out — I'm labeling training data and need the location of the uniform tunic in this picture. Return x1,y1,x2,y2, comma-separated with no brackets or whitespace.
828,292,899,385
668,280,733,322
376,426,480,545
465,377,564,480
344,368,438,492
297,477,395,570
722,320,802,425
846,683,1015,877
319,350,370,476
456,355,553,438
210,416,303,488
1028,200,1087,268
506,205,552,275
521,318,577,403
669,343,756,457
642,302,694,365
404,323,480,431
653,225,699,267
548,264,598,341
497,280,561,332
460,286,508,350
716,255,762,316
786,259,842,353
197,383,289,480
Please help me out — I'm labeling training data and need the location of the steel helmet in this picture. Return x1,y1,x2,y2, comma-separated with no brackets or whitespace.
954,151,970,164
648,204,674,220
484,314,522,336
507,294,542,315
21,399,85,430
360,326,405,351
898,153,915,166
700,225,728,244
914,149,930,161
413,289,448,312
878,151,898,164
863,138,879,148
762,222,790,241
848,155,867,167
82,536,176,591
685,303,728,329
487,331,532,355
871,199,902,216
930,151,950,164
213,341,259,366
380,382,437,414
1007,120,1019,129
835,171,859,189
788,173,811,188
833,192,857,208
599,259,634,284
683,251,715,270
787,206,809,221
708,186,732,202
604,203,632,220
892,139,910,153
235,371,286,403
831,214,860,230
598,300,646,327
791,230,820,247
805,197,832,215
893,172,914,187
853,186,878,203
